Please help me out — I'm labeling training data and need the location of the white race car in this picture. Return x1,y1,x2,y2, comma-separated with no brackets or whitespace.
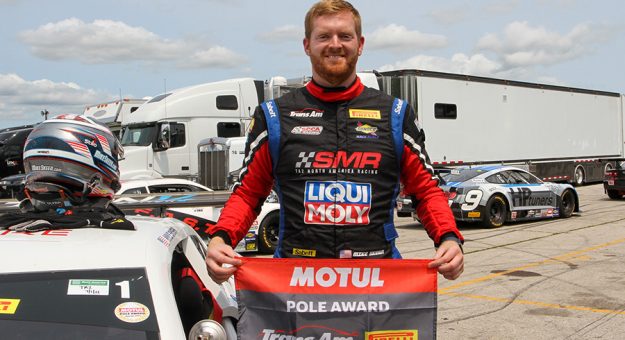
0,215,237,339
116,178,280,254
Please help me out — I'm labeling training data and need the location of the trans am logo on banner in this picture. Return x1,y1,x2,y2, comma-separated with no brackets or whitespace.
235,258,437,340
304,181,372,225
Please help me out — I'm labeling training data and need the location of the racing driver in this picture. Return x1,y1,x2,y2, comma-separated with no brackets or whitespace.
206,0,464,282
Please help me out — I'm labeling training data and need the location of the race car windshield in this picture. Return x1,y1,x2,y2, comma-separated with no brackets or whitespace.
442,169,485,183
0,268,159,340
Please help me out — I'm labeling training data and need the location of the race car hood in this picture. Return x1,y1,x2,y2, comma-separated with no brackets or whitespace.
0,215,192,274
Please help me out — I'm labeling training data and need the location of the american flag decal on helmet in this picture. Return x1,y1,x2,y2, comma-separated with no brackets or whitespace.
67,141,92,160
95,133,111,155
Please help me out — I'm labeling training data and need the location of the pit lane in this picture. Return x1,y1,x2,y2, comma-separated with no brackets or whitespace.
395,183,625,339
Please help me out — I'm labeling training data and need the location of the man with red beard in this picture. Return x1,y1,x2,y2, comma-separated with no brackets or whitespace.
206,0,464,282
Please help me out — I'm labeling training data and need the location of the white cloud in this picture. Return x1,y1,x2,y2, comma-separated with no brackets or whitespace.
377,53,502,77
257,25,303,43
18,18,246,69
0,73,111,122
476,21,611,68
181,46,247,68
366,24,447,52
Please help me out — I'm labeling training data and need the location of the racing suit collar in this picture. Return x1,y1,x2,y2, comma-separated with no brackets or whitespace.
305,76,364,102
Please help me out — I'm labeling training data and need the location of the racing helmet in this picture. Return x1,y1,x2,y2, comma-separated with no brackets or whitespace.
22,114,123,207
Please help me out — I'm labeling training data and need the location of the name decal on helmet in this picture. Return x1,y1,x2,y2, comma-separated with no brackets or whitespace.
94,149,117,171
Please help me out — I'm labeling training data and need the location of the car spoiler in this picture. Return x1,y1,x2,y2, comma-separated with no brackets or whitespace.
0,191,232,215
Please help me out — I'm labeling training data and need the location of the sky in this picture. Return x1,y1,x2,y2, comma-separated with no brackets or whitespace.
1,0,624,129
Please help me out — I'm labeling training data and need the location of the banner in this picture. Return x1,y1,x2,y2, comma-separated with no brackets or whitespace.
235,258,437,340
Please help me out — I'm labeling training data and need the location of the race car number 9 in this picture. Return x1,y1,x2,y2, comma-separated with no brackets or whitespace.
461,189,483,211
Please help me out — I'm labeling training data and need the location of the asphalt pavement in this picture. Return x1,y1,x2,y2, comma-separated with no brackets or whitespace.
395,183,625,340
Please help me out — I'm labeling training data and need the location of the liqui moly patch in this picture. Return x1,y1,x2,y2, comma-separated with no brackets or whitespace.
304,181,371,225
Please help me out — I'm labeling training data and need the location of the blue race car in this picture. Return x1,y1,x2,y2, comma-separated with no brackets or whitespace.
439,165,579,227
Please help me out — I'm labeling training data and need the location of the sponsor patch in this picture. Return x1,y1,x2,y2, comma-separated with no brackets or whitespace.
468,211,481,218
304,181,371,225
292,248,317,257
339,249,353,258
67,279,110,296
291,126,323,135
349,109,381,120
0,299,20,314
290,108,324,118
365,330,418,340
114,302,150,323
355,122,379,139
294,151,381,175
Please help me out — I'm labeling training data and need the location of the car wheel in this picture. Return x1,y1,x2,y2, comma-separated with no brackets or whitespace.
573,166,585,186
607,190,623,199
482,195,507,228
559,189,576,218
397,211,412,217
259,211,280,254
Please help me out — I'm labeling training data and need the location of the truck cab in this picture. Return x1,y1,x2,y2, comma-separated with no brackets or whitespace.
119,78,263,180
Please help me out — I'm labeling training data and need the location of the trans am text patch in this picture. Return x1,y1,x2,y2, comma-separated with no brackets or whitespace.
304,181,371,225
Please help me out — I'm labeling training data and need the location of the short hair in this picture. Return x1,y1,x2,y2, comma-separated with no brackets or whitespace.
304,0,362,39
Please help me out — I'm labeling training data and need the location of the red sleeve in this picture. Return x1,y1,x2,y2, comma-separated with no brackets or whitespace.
401,146,463,244
208,142,274,247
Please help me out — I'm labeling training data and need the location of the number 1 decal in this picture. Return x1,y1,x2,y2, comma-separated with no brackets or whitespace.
116,280,130,299
461,189,483,211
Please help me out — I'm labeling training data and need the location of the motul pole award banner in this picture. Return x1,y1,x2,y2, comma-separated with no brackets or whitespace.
234,258,437,340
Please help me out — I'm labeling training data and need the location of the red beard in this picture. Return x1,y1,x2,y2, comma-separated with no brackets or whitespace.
310,49,359,86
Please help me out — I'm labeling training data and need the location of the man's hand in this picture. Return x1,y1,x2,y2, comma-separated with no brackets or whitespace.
205,236,243,284
428,240,464,280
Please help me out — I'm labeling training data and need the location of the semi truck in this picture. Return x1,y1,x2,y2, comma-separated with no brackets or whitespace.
371,69,624,185
118,78,264,180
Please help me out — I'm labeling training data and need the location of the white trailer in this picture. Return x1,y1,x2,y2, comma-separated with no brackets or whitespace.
83,98,146,136
374,69,624,185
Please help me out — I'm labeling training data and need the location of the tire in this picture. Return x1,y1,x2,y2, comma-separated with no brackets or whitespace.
573,166,585,186
258,211,280,254
482,195,507,228
607,190,623,199
559,189,576,218
397,211,412,217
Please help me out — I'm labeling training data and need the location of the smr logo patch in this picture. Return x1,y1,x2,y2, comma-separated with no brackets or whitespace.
304,181,371,225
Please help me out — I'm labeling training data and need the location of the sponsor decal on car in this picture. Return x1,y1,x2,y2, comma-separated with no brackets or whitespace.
67,279,110,296
114,302,150,323
304,181,371,225
0,299,20,314
508,188,554,206
468,211,481,218
157,227,177,247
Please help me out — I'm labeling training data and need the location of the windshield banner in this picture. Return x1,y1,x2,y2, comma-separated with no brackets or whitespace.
234,258,437,340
